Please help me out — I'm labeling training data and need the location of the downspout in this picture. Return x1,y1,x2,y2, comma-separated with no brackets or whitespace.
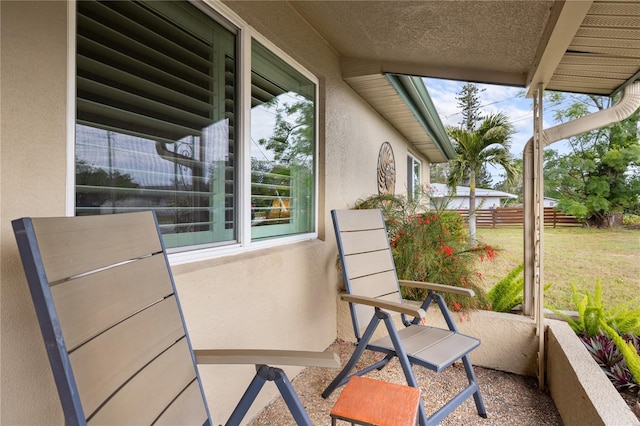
523,81,640,316
523,81,640,388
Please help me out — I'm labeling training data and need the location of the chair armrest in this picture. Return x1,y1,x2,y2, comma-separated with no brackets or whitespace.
340,294,426,318
194,349,340,368
399,280,475,297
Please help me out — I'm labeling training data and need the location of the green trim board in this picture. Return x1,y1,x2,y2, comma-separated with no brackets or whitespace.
385,74,455,161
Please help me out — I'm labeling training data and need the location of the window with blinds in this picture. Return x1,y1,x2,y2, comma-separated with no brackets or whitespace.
75,1,237,249
250,41,316,240
75,1,316,251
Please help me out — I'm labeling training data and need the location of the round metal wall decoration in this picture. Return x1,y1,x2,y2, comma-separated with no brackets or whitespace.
377,141,396,195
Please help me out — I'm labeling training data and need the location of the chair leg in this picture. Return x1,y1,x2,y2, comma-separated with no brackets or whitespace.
462,354,487,418
272,367,313,426
421,355,487,425
429,292,487,418
381,311,428,426
322,312,384,398
226,365,313,426
226,367,268,426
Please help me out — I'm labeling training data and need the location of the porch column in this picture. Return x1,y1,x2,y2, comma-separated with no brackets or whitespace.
533,85,546,389
523,84,545,389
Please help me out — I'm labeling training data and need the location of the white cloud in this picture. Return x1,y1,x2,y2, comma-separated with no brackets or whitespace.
423,78,569,159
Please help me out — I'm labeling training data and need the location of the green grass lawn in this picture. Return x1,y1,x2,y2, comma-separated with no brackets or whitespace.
475,227,640,310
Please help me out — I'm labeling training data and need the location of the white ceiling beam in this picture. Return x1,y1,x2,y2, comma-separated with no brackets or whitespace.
341,58,526,88
525,0,594,98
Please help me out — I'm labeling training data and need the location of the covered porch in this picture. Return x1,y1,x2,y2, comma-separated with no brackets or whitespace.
250,310,626,424
1,1,639,424
244,1,640,422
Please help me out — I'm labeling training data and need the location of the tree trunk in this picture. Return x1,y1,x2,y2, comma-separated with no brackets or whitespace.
588,212,623,228
469,170,477,244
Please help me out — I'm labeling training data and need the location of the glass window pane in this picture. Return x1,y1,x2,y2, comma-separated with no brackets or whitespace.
75,0,237,250
250,40,316,240
407,155,421,201
413,159,421,198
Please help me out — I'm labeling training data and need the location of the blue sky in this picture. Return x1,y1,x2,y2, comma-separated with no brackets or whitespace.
423,77,573,159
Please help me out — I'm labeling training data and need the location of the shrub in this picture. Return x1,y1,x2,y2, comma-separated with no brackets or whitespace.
623,214,640,227
488,265,552,313
581,333,638,391
550,280,640,391
353,193,416,239
353,193,493,312
600,322,640,391
488,264,524,312
549,280,640,337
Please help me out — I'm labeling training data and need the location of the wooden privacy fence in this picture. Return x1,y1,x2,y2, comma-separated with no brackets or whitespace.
454,207,583,228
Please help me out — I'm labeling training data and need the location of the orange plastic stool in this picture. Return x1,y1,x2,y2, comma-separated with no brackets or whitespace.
330,376,421,426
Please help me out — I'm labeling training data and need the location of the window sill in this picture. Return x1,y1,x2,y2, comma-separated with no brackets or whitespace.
168,232,319,266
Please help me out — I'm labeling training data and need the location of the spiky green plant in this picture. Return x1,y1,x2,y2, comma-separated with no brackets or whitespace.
550,280,640,392
488,264,524,312
600,321,640,390
549,280,640,337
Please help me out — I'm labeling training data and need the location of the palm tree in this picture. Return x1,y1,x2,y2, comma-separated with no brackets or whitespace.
446,112,518,243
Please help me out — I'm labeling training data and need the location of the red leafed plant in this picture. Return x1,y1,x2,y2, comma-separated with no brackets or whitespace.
354,193,493,312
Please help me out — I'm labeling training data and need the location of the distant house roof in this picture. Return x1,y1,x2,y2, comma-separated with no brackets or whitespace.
429,183,517,200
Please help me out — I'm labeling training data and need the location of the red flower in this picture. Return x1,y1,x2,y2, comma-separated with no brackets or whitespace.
439,245,453,256
486,245,496,261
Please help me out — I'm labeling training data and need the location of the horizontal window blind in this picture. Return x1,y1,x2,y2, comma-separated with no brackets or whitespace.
75,1,237,249
77,1,215,140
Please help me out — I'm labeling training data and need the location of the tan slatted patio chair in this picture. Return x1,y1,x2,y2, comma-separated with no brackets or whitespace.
322,209,487,426
12,211,339,426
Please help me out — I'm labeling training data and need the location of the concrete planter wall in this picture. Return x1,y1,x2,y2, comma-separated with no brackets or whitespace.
336,296,640,425
546,319,639,425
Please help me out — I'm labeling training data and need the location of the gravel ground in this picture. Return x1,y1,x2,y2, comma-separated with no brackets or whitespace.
248,339,562,425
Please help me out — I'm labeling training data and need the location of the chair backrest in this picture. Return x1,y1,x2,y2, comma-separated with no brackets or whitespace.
332,209,403,339
12,212,211,426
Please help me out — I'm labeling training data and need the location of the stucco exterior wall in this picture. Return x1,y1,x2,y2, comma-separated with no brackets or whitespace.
1,2,70,423
0,1,427,424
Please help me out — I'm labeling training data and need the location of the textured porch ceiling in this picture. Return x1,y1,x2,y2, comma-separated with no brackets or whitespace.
289,0,640,161
546,1,640,96
290,0,640,96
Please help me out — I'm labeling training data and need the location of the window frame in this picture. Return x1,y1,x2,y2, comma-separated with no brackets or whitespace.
407,152,422,201
67,0,319,265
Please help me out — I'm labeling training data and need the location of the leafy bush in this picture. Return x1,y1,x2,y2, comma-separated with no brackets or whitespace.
623,214,640,227
550,280,640,391
488,264,524,312
600,322,640,391
353,193,493,312
549,280,640,337
353,193,416,239
581,333,638,391
488,264,551,313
